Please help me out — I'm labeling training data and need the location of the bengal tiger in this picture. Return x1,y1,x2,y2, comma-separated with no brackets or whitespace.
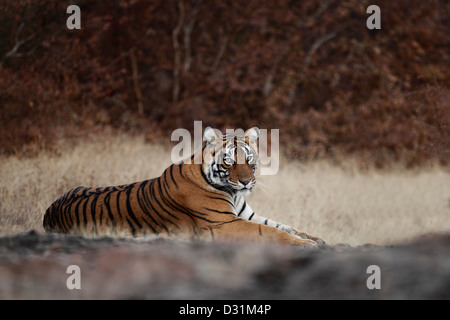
43,126,325,247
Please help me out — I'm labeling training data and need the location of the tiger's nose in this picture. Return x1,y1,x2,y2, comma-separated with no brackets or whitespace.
240,179,251,186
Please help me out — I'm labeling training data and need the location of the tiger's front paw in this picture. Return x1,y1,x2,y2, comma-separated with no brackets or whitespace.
294,229,328,247
292,237,319,248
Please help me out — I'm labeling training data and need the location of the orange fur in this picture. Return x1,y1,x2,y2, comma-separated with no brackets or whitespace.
43,127,323,247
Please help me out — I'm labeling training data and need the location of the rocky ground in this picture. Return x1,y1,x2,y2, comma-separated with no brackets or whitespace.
0,230,449,300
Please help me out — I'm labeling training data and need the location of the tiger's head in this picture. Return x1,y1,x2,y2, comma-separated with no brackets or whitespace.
202,126,259,196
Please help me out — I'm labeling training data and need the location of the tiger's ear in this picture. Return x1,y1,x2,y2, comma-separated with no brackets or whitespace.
245,126,260,142
245,126,260,152
204,126,221,144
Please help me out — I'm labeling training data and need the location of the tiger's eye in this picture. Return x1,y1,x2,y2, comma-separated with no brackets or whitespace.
247,153,256,164
224,157,234,166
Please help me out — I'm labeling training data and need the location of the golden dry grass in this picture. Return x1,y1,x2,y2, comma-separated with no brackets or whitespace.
0,134,449,245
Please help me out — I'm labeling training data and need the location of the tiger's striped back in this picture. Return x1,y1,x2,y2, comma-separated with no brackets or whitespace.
44,182,159,236
43,161,243,238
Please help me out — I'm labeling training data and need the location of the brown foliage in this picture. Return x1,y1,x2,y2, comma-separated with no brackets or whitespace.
0,0,449,166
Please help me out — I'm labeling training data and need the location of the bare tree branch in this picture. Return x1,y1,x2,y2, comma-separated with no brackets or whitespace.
212,33,229,72
303,31,337,70
263,46,289,97
129,48,144,117
298,0,337,29
1,23,34,65
302,22,349,71
287,25,345,105
172,0,185,104
312,0,337,20
183,0,200,73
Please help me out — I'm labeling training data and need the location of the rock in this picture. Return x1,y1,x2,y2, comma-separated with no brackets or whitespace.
0,230,449,299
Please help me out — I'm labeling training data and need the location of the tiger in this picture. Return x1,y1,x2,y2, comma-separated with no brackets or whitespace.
43,126,325,247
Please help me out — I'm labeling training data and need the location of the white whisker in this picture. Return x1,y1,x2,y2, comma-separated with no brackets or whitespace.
253,181,268,194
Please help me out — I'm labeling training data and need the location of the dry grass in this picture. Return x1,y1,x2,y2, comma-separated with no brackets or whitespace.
1,134,449,245
253,160,450,245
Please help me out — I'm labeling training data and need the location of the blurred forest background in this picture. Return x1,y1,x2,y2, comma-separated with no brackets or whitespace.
0,0,449,167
